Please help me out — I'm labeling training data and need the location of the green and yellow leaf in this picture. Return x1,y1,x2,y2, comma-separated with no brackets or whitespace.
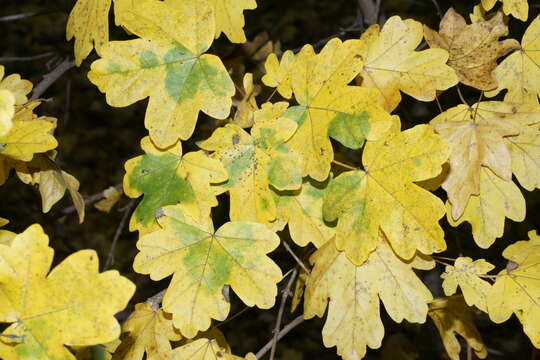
199,102,302,224
323,123,449,264
133,206,282,338
0,224,135,360
88,0,235,147
124,136,227,234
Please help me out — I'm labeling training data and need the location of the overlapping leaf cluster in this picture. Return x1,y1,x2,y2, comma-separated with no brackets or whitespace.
1,0,538,359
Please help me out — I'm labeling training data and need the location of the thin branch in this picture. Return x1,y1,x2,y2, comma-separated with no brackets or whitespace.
456,84,469,107
104,199,136,270
61,183,123,216
30,58,75,102
0,52,57,63
332,159,357,171
269,269,298,360
282,240,310,275
0,11,53,22
255,315,305,359
430,0,443,19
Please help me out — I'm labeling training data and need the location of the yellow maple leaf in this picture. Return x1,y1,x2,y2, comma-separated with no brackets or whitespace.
209,0,257,43
441,257,494,312
88,0,235,147
323,123,449,264
262,50,295,99
0,224,135,359
424,9,519,91
0,108,58,162
199,102,302,224
481,0,528,21
447,167,525,248
231,73,260,128
486,14,540,103
112,303,181,360
431,101,538,220
164,338,247,360
487,230,540,347
133,205,282,338
124,136,227,234
272,179,335,248
264,38,392,181
0,90,15,136
304,237,433,360
0,218,15,245
357,16,458,112
508,123,540,191
429,296,488,360
0,65,33,106
15,154,86,223
67,0,112,66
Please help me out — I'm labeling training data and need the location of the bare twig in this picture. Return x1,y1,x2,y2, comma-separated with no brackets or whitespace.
0,11,52,22
146,290,166,311
104,199,136,270
0,52,57,63
269,269,298,360
61,183,123,216
357,0,382,25
255,315,305,359
282,241,310,275
30,58,75,102
430,0,443,19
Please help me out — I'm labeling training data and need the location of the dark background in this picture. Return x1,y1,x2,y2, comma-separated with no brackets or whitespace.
1,0,539,359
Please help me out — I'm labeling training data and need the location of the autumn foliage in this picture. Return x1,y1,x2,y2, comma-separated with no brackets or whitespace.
0,0,539,359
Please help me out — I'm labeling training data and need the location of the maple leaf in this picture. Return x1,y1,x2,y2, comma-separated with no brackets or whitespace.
0,65,33,106
304,237,433,360
67,0,112,65
88,0,235,148
487,230,540,347
447,167,525,248
231,73,260,128
0,90,14,136
272,179,335,248
441,257,494,312
209,0,257,43
163,338,248,360
357,16,458,112
124,136,227,234
15,154,86,223
0,224,135,359
198,102,302,224
112,303,181,360
486,14,540,103
481,0,529,21
431,101,538,220
424,9,519,91
262,50,295,99
508,124,540,190
429,296,488,360
0,107,58,162
133,205,282,338
265,38,393,181
323,123,449,264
